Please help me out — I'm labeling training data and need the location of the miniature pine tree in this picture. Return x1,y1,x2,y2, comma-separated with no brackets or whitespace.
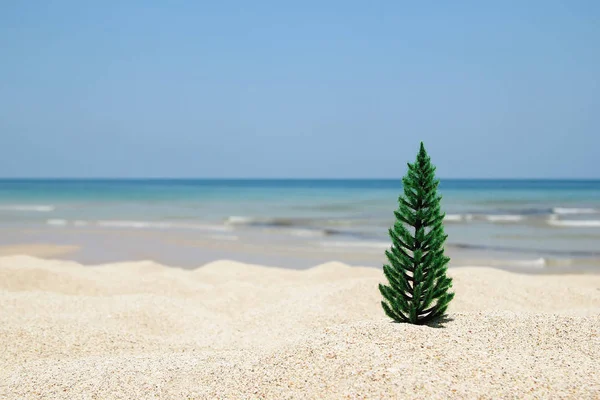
379,142,454,325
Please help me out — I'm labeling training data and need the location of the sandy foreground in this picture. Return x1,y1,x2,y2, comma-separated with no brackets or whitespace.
0,255,599,399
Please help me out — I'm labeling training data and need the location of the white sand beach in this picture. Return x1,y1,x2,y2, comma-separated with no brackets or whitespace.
0,255,599,399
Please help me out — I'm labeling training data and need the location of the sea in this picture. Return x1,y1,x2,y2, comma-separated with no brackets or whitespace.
1,179,600,273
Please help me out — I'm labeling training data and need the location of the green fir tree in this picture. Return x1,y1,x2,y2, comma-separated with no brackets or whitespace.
379,142,454,325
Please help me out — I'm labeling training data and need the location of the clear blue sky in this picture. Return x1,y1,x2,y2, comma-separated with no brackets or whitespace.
1,1,598,178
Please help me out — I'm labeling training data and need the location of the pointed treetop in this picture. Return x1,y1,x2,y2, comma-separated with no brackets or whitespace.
418,141,428,160
414,141,431,170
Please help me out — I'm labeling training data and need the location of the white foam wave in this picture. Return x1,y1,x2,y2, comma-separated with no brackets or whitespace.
476,257,547,269
47,219,68,226
97,220,231,231
547,218,600,228
320,241,391,249
225,216,256,225
45,219,231,231
552,207,597,215
290,229,327,238
443,214,464,222
224,215,297,227
97,220,172,229
177,223,232,232
484,215,524,223
505,258,546,268
0,204,55,212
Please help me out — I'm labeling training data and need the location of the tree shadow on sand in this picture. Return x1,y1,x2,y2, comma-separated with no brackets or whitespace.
386,314,454,328
423,315,454,329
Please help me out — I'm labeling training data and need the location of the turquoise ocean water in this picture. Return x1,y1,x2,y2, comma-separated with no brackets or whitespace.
1,179,600,272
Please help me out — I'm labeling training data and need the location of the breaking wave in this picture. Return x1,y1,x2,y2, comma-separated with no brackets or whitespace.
463,256,600,270
0,204,55,212
547,218,600,228
46,219,232,232
224,216,359,236
47,219,68,226
450,242,600,257
443,213,523,223
445,208,600,226
443,214,465,222
489,258,547,268
552,207,598,215
319,241,391,249
483,215,524,223
225,216,315,228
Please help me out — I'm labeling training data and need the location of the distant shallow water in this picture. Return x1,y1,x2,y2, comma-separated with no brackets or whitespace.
1,179,600,273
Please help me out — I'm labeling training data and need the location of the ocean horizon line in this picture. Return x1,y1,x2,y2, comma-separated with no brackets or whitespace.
1,177,600,182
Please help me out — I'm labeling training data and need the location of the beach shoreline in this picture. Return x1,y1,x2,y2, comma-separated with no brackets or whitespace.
2,231,600,276
1,255,599,399
2,179,600,275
